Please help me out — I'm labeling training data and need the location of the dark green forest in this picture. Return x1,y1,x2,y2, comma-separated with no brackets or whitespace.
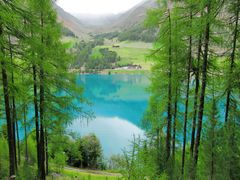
72,41,120,73
0,0,240,179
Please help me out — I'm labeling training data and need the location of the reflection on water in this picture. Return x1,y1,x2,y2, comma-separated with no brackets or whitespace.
70,116,144,156
70,74,150,156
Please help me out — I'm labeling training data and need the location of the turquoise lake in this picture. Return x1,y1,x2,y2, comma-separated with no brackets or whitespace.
69,74,150,157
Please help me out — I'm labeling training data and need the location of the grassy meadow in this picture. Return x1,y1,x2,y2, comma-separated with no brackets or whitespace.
94,41,153,71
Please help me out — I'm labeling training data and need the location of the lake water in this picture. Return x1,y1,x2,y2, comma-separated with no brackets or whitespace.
69,74,150,157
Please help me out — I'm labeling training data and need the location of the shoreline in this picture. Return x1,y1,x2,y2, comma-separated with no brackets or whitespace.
70,69,150,75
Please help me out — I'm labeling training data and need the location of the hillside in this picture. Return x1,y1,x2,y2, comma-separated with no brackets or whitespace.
54,0,156,37
53,3,91,40
107,0,156,32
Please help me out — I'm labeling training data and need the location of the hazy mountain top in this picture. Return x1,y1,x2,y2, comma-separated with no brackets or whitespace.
73,13,120,27
53,3,91,39
54,0,156,38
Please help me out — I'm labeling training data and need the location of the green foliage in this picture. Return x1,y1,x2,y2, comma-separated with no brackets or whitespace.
123,0,240,179
107,155,125,170
81,134,103,169
52,152,67,173
61,26,75,37
72,40,120,72
64,134,103,170
0,0,88,179
16,163,36,180
95,25,157,43
61,168,121,180
64,137,82,167
118,25,157,43
0,137,9,178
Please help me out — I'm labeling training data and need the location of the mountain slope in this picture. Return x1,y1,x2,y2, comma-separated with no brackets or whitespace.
54,0,156,37
109,0,156,31
53,3,90,39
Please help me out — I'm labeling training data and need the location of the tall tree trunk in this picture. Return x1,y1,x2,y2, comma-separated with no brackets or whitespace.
1,61,16,179
45,128,49,175
12,114,17,170
190,36,201,156
166,7,173,162
33,64,41,174
172,88,178,160
1,24,16,178
15,116,20,166
39,120,45,180
194,1,211,165
39,70,45,179
39,11,46,180
181,8,192,176
8,35,18,169
23,103,29,162
224,0,239,123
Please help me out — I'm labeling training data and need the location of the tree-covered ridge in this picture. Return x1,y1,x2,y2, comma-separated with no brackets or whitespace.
121,0,240,179
94,25,157,43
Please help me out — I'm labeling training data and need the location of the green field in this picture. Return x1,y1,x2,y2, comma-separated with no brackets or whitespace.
95,41,153,70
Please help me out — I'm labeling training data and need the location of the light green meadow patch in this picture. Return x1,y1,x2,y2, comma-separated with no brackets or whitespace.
94,41,153,70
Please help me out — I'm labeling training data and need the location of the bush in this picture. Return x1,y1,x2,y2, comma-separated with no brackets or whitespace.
53,152,67,173
64,134,103,170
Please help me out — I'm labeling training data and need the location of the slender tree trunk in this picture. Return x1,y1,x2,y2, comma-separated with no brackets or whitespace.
194,1,211,165
23,103,29,162
45,128,49,175
33,64,41,175
39,11,46,180
12,115,17,170
11,66,20,167
1,61,16,179
190,36,201,156
181,8,192,176
8,35,18,169
166,7,172,162
224,0,239,123
1,24,16,179
39,121,45,180
15,116,20,166
172,89,178,160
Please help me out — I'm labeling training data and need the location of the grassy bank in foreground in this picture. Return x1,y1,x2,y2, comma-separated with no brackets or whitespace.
47,167,122,180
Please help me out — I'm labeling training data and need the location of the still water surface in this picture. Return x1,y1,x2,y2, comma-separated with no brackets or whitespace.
70,74,150,156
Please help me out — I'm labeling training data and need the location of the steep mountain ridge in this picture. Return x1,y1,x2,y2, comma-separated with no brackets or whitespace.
109,0,156,31
54,0,156,38
53,3,91,39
